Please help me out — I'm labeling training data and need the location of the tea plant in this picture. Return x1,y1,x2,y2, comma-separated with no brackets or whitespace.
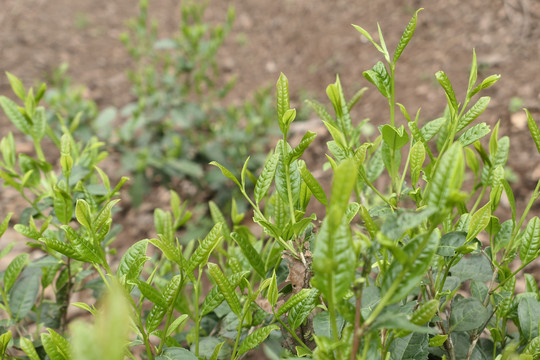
112,0,277,206
2,7,540,360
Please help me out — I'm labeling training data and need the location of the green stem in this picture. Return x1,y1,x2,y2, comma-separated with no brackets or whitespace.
276,316,312,354
389,65,396,127
194,271,202,356
231,308,249,360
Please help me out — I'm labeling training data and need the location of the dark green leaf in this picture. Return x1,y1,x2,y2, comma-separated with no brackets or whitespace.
156,347,198,360
451,254,493,282
449,297,489,331
4,253,29,292
9,272,40,321
389,332,429,359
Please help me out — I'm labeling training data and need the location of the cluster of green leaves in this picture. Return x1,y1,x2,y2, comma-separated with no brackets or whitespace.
3,8,540,360
110,0,278,206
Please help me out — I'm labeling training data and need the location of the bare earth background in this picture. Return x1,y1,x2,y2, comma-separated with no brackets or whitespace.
1,0,540,340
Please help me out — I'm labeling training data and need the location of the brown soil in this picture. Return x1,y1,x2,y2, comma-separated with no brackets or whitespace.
1,0,540,355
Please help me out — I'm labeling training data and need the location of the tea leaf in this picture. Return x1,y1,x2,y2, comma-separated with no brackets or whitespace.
0,213,13,238
352,25,384,54
231,232,265,278
519,217,540,265
276,73,290,129
410,141,425,186
451,254,493,282
389,333,429,359
458,122,490,147
53,187,73,225
280,109,296,139
162,275,182,307
237,324,279,356
254,153,279,203
75,199,93,230
94,199,120,234
382,231,439,304
381,124,409,150
187,223,223,273
305,99,334,124
435,71,458,112
288,131,317,163
363,61,391,98
62,225,103,265
471,74,501,97
267,270,278,308
166,314,188,337
19,337,40,360
276,288,311,317
524,336,540,356
425,142,464,210
275,156,301,205
288,288,321,330
46,329,71,360
449,297,489,331
5,72,26,100
467,201,491,243
4,253,29,293
40,333,64,360
0,96,30,134
393,8,422,64
146,304,167,333
298,161,327,206
346,87,368,112
42,237,87,262
200,272,248,316
467,49,478,95
457,96,490,132
210,161,241,189
207,262,242,316
420,117,446,142
157,348,198,360
10,272,40,321
313,159,357,299
134,280,167,308
117,240,149,290
518,297,540,341
526,109,540,153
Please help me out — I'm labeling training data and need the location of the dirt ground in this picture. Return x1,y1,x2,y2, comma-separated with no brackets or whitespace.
1,0,540,350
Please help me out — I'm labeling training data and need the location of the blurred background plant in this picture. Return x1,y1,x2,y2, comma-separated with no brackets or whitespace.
112,0,279,208
40,0,282,240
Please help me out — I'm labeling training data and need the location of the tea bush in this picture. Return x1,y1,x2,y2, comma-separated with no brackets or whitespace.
2,8,540,360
